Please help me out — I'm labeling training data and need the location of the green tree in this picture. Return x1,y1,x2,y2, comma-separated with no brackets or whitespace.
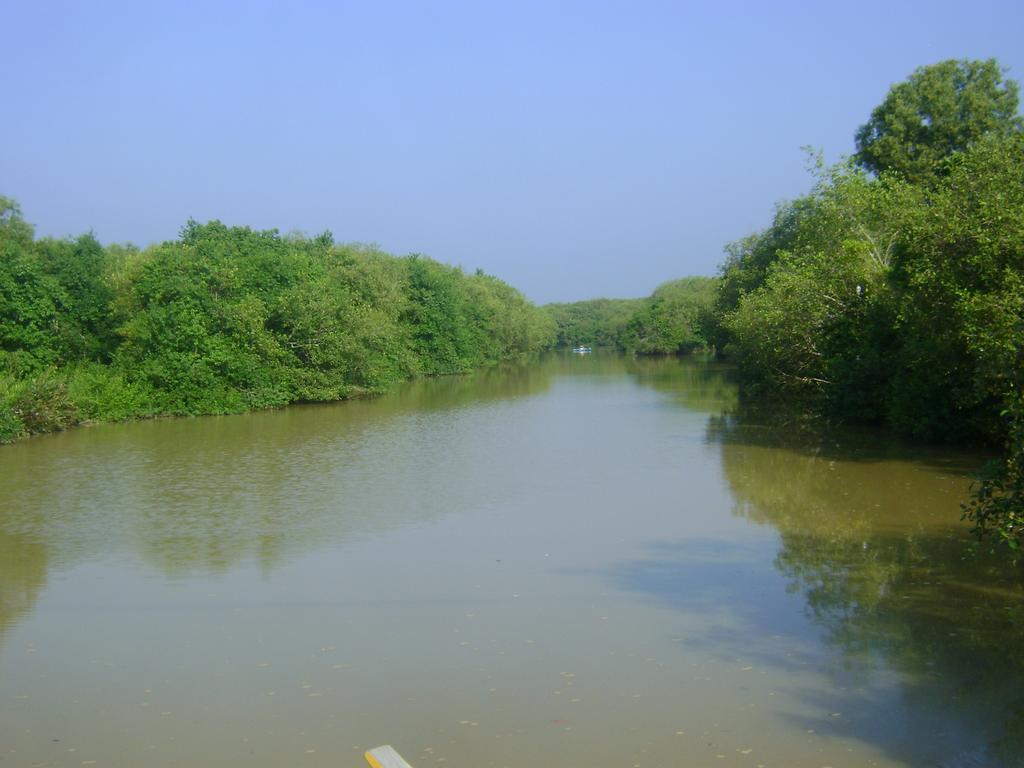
400,255,478,375
720,163,908,416
35,233,117,361
621,277,717,354
887,132,1024,441
0,198,65,373
544,297,646,349
855,59,1021,182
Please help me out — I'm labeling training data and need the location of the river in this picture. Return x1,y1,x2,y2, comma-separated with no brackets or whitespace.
1,353,1022,768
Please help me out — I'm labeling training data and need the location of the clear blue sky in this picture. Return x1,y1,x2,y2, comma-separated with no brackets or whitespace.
4,0,1023,303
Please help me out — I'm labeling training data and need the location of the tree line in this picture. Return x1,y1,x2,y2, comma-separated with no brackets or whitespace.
544,276,717,354
0,209,554,442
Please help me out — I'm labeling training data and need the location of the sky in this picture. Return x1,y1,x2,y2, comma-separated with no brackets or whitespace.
3,0,1023,304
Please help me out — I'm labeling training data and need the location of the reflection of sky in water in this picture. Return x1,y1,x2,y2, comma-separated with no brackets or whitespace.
1,353,1022,768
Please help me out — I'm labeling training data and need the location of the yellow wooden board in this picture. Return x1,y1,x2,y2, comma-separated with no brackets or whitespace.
365,744,413,768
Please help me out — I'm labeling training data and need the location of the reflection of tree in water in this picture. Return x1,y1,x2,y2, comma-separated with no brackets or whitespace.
0,359,557,583
711,413,1024,766
536,348,740,413
377,359,553,412
0,523,48,645
626,354,739,412
131,361,556,576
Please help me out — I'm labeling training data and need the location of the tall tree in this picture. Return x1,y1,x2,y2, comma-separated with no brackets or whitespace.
854,59,1021,182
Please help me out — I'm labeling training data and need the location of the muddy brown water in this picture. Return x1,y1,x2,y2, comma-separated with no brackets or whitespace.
1,353,1022,768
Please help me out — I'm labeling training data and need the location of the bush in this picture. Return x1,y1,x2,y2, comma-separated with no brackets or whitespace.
963,396,1024,556
66,363,155,422
1,369,79,438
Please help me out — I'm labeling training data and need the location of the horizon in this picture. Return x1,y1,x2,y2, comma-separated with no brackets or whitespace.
3,0,1023,304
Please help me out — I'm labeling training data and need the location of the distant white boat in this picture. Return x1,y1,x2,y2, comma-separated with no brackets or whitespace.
571,346,593,354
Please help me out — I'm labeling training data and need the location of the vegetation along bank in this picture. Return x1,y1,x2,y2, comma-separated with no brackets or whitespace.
0,206,555,442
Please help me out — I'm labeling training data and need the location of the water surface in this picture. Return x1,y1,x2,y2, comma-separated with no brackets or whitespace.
1,354,1022,768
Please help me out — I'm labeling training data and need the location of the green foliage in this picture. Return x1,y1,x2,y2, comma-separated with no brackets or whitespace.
0,200,65,373
721,163,908,417
721,137,1024,440
0,376,26,442
544,279,716,355
35,233,117,361
271,249,415,400
727,250,862,397
0,202,553,441
0,199,122,375
402,255,480,375
544,297,646,348
462,268,557,364
855,59,1021,182
65,363,154,422
711,196,817,349
887,132,1024,440
621,277,717,354
963,396,1024,556
0,369,79,439
113,222,290,414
